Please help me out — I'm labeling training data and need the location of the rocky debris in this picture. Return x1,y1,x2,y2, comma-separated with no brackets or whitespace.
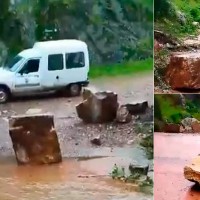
154,39,164,52
116,105,132,123
191,121,200,133
9,114,62,165
164,123,181,133
125,100,148,115
154,30,179,46
184,156,200,184
129,164,149,176
181,118,200,133
76,89,119,123
166,51,200,89
90,135,101,146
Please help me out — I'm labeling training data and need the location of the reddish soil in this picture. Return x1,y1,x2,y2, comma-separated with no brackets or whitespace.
154,133,200,200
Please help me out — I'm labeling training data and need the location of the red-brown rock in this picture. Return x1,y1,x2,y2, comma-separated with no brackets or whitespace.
9,114,62,165
76,90,119,123
192,121,200,133
164,123,181,133
166,52,200,89
184,156,200,184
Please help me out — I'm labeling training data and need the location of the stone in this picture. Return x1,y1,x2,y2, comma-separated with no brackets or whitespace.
116,105,132,123
181,118,199,133
192,121,200,133
90,135,101,146
129,164,149,176
9,114,62,165
82,87,98,100
192,21,199,26
76,89,118,123
125,100,148,115
166,52,200,89
164,123,181,133
184,156,200,184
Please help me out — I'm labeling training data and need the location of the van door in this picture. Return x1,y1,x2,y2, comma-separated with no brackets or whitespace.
46,53,65,88
14,58,41,93
64,51,87,83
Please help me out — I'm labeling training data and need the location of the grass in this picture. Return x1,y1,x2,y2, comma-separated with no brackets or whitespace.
155,95,200,125
110,164,153,194
155,0,200,38
89,58,153,79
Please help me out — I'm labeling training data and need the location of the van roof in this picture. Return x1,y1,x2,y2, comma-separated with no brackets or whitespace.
33,39,87,53
19,49,42,58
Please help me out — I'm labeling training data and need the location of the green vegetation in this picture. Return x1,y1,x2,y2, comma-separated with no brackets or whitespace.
134,123,153,160
0,0,153,68
89,58,153,78
154,95,200,125
110,164,153,194
155,0,200,37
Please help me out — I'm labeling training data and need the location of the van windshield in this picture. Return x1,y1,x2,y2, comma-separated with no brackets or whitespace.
4,55,25,72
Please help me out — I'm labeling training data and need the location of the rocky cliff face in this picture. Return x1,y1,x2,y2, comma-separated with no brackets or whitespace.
0,0,153,65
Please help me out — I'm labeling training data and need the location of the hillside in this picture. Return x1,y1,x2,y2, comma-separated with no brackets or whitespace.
0,0,153,67
154,0,200,92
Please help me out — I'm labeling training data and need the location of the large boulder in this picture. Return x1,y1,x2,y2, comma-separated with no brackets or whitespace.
9,114,62,165
76,89,119,123
184,156,200,184
166,52,200,89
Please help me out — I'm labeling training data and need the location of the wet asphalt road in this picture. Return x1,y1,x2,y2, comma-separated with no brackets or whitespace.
154,133,200,200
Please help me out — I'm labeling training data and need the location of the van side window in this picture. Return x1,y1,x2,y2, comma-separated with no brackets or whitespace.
19,59,40,74
48,54,64,71
65,52,85,69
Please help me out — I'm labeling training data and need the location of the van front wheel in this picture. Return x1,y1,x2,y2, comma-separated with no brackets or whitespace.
0,88,9,104
67,84,82,97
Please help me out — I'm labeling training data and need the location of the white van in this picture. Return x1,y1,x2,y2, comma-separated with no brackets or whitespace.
0,39,89,103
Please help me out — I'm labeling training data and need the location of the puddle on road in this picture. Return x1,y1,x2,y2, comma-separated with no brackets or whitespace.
0,147,152,200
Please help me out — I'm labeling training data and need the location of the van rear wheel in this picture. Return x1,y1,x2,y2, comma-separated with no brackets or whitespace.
0,88,9,104
67,84,81,97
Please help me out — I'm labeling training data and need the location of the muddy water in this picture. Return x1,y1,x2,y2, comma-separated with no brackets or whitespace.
0,147,152,200
154,133,200,200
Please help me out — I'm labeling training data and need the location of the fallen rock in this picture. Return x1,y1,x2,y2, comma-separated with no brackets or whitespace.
166,52,200,89
125,100,148,115
181,118,199,133
9,114,62,165
129,164,149,176
184,156,200,184
82,87,98,100
164,123,181,133
181,117,198,125
90,135,101,146
76,90,118,123
116,105,132,123
192,121,200,133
